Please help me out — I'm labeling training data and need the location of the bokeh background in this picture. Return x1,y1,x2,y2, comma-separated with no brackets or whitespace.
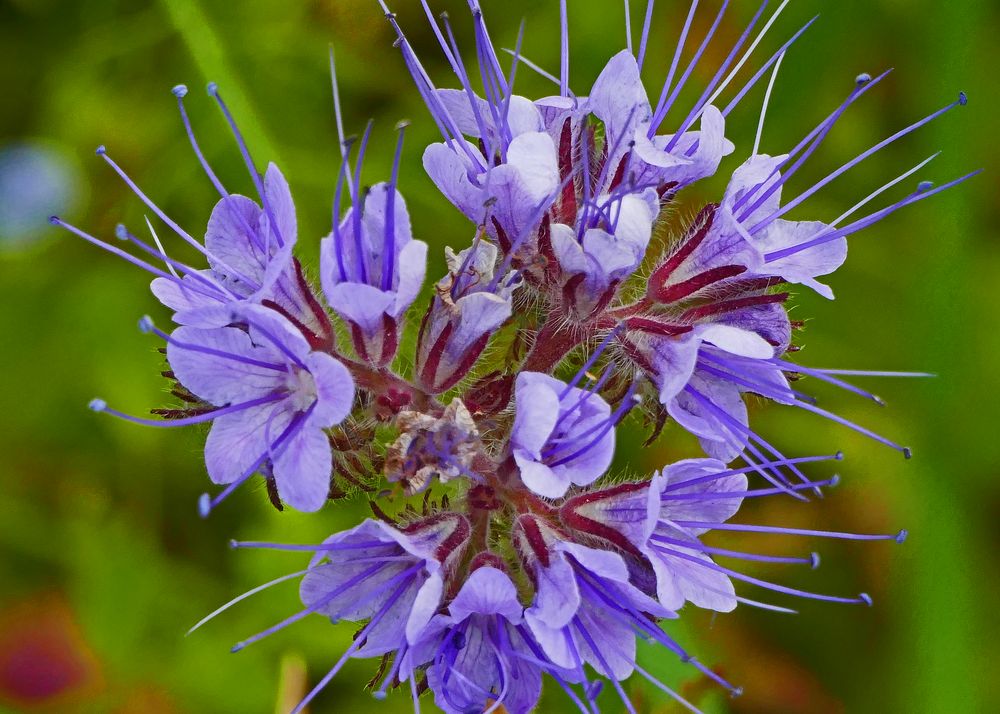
1,0,997,712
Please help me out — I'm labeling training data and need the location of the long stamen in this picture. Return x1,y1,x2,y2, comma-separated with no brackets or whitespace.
232,561,418,653
50,217,213,297
88,392,283,429
671,521,909,542
624,0,633,55
681,0,783,133
381,122,408,291
545,383,640,465
662,453,843,492
750,93,968,233
172,85,227,197
651,544,873,605
650,534,819,567
559,0,570,95
440,13,495,155
764,170,981,261
331,136,358,282
650,0,699,138
733,70,894,217
656,0,730,145
140,316,286,372
637,0,656,72
230,539,393,552
237,311,309,371
198,409,308,517
207,84,286,249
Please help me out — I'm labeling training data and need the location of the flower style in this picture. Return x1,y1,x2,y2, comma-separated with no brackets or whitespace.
54,0,979,712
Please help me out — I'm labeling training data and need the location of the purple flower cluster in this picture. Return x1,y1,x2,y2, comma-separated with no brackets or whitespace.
55,1,975,712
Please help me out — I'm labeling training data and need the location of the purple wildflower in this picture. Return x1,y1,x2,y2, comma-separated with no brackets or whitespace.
321,122,429,366
401,565,546,714
90,307,355,514
510,371,617,499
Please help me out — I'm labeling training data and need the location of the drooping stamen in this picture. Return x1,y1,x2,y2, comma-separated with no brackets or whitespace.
764,170,981,261
173,85,227,197
654,0,730,138
88,392,283,429
207,83,286,250
637,0,655,72
720,15,819,119
187,567,313,636
671,521,909,543
750,93,969,234
290,572,417,714
649,0,700,138
140,316,286,371
752,50,784,156
651,544,873,605
381,122,408,291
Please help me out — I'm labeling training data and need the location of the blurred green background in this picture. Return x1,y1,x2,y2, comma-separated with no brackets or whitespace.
0,0,997,712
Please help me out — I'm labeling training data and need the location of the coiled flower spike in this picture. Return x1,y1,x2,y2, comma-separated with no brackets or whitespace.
52,0,978,711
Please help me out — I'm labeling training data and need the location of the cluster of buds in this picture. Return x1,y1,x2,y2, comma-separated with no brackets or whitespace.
54,1,974,712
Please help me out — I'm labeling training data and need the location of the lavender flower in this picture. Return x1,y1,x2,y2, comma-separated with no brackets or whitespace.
510,371,617,499
321,123,429,366
56,0,979,711
100,306,355,514
401,565,546,714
